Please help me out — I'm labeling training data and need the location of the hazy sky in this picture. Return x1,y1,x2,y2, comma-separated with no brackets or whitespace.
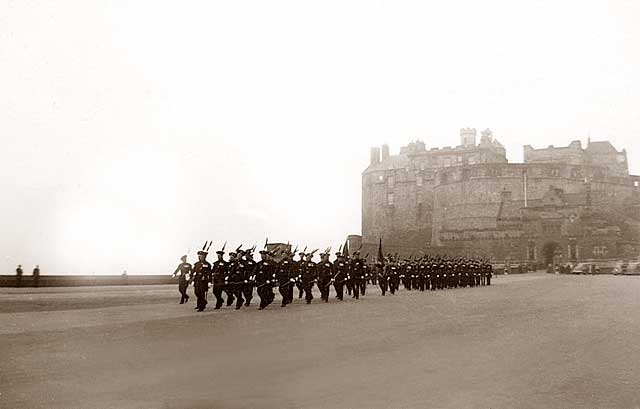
2,0,639,274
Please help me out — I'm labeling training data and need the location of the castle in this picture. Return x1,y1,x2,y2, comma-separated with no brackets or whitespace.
361,129,640,264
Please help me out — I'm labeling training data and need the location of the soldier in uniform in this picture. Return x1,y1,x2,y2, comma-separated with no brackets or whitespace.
316,251,333,302
192,247,212,312
360,255,370,296
172,255,192,304
376,260,387,295
16,265,23,287
332,251,348,301
301,251,317,304
350,251,364,299
277,250,296,307
295,250,306,299
228,250,249,310
242,249,256,307
224,251,237,306
211,250,228,309
486,262,493,286
32,265,40,288
388,257,400,294
418,260,426,291
254,250,275,309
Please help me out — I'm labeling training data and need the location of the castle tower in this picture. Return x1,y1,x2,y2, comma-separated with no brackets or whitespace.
460,128,477,147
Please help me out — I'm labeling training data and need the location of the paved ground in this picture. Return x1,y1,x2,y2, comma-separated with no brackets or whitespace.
2,273,640,409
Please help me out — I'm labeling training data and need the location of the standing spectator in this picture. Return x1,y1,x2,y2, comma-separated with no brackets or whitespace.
16,265,23,287
33,265,40,287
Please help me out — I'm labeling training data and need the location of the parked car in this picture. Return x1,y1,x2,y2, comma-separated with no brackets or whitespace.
613,261,640,275
570,260,618,275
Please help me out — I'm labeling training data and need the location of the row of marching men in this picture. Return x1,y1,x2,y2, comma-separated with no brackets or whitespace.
172,242,493,312
379,256,492,295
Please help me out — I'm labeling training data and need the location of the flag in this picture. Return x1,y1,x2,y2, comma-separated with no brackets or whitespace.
343,239,349,257
377,238,384,264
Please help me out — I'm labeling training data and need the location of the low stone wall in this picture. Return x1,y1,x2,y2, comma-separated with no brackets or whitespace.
0,275,175,287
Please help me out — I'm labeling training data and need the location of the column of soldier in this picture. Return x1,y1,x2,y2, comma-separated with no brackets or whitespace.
173,241,493,312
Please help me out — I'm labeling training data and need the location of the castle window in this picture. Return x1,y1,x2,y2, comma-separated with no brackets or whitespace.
378,175,384,183
420,162,425,171
416,176,423,187
387,193,395,205
387,175,395,188
634,181,639,187
593,246,608,256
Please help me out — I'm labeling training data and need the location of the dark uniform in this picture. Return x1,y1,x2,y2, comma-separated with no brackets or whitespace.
254,251,276,309
211,251,228,309
242,252,256,307
192,251,212,311
228,254,249,310
295,253,306,299
360,261,369,296
350,254,364,299
224,253,238,306
277,254,296,307
418,261,426,291
301,256,317,304
377,262,388,295
332,254,348,301
387,261,400,294
172,256,192,304
316,254,333,302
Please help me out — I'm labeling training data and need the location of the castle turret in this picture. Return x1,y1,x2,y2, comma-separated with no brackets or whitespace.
370,147,381,166
460,128,477,147
381,144,390,161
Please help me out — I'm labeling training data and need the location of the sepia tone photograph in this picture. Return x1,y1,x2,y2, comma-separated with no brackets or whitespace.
2,1,640,408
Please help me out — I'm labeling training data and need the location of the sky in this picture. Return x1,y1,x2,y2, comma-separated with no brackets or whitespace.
1,0,639,274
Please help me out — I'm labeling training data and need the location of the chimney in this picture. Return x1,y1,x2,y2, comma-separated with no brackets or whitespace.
381,144,390,161
370,147,381,166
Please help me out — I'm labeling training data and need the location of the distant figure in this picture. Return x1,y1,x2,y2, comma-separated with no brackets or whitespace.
172,255,192,304
33,265,40,287
16,265,23,287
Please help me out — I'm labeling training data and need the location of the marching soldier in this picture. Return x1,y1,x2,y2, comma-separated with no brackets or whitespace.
332,251,348,300
376,260,387,295
277,250,296,307
301,251,317,304
350,251,364,299
387,257,400,294
418,260,426,291
360,255,370,296
243,249,256,307
172,255,192,304
486,262,493,286
254,250,276,309
211,249,228,309
228,250,249,310
192,244,212,312
316,251,333,302
224,251,238,306
295,250,306,299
